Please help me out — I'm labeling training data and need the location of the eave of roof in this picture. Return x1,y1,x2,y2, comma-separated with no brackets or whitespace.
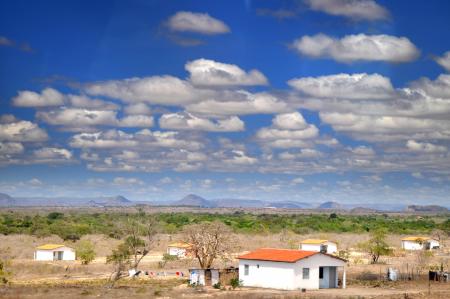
301,239,330,244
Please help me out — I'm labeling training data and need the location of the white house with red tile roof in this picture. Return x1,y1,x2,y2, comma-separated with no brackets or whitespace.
237,248,347,290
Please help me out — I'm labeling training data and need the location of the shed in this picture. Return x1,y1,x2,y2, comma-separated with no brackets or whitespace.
238,248,347,290
300,239,337,254
167,241,192,258
34,244,76,261
401,237,439,250
189,267,238,286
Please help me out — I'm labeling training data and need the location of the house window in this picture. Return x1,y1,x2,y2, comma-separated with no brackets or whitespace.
319,267,324,279
257,264,260,269
303,268,310,279
244,264,249,275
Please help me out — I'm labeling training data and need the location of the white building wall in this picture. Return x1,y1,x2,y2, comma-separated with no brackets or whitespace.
189,269,205,285
325,242,337,254
168,247,186,257
35,250,54,261
34,247,75,261
61,247,76,260
300,242,337,254
428,240,440,249
239,253,346,290
295,254,345,290
402,241,424,250
239,260,296,290
300,244,321,252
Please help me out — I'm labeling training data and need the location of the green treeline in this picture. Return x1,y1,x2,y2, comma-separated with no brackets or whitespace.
0,211,449,241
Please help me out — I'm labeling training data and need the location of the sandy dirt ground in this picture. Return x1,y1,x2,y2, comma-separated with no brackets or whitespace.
1,279,450,299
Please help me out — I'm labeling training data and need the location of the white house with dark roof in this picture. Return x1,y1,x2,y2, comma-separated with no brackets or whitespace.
34,244,76,261
238,248,347,290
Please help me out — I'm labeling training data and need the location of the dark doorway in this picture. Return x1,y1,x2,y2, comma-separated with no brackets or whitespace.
205,269,212,286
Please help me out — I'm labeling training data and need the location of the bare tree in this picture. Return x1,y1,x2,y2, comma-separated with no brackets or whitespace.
106,214,158,285
183,221,233,269
122,216,158,270
416,250,434,275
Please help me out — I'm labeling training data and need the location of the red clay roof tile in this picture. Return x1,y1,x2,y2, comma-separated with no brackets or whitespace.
237,248,318,263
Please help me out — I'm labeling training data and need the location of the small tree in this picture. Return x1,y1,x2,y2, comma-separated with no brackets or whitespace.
358,229,392,264
106,243,131,286
183,221,233,269
416,250,434,274
76,240,96,265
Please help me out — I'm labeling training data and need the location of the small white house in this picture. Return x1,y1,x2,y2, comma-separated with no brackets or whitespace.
167,242,192,258
238,248,347,290
34,244,76,261
401,237,440,250
300,239,337,254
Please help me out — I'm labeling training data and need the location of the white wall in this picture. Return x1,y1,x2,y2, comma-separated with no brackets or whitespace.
62,247,76,260
189,269,205,285
168,247,186,257
300,242,337,254
300,244,321,252
402,241,424,250
239,260,296,290
428,240,440,249
35,250,54,261
326,242,337,254
239,253,346,290
34,247,75,261
296,254,345,290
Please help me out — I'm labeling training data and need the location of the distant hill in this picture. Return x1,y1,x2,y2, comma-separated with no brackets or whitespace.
169,195,312,209
266,201,312,209
0,193,15,206
318,201,342,209
172,194,216,208
405,205,449,213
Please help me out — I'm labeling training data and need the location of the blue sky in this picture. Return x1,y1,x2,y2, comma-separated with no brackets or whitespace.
1,0,450,205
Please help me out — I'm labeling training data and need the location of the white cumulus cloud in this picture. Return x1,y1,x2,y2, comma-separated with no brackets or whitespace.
167,11,230,35
12,88,64,107
291,33,419,63
186,58,268,87
434,51,450,72
159,112,244,132
288,73,394,99
305,0,389,21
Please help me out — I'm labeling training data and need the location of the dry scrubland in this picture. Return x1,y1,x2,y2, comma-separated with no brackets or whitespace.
1,208,450,298
1,233,450,298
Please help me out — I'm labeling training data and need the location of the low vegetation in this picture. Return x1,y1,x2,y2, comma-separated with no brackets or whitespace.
0,210,449,241
75,240,96,265
357,229,393,263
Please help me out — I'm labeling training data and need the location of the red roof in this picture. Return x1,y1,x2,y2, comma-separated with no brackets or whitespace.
237,248,318,263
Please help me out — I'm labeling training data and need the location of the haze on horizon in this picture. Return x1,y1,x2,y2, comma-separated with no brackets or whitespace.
1,0,450,206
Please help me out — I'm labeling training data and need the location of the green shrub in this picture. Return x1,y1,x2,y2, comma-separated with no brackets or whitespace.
229,278,242,289
213,282,221,289
76,240,96,265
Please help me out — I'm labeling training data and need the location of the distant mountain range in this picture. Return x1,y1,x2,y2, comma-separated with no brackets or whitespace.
171,194,312,209
0,192,448,213
0,193,133,207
